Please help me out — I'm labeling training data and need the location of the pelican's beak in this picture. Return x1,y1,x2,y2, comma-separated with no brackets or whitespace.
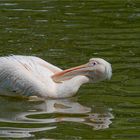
52,64,90,83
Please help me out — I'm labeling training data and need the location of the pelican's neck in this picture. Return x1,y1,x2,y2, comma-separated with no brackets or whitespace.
55,75,89,98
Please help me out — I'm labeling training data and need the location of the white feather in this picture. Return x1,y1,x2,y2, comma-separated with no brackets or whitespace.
0,55,62,97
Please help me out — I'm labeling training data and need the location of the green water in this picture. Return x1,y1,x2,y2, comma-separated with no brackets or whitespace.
0,0,140,139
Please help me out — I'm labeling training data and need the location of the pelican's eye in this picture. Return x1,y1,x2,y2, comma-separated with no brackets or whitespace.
88,60,98,67
92,61,97,66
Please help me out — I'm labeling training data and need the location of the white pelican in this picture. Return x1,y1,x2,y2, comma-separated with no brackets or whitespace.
0,55,112,98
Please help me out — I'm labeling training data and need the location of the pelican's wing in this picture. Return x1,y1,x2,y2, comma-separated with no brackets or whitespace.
0,55,60,97
9,55,63,73
29,56,63,73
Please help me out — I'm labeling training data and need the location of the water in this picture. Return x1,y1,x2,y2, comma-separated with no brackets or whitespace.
0,0,140,139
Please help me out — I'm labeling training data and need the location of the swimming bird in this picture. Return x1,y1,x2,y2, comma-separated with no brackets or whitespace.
0,55,112,98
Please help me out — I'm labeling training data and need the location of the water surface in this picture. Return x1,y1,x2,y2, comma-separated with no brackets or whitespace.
0,0,140,139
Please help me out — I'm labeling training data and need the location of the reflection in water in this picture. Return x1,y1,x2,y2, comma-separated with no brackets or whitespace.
0,126,56,138
0,97,113,138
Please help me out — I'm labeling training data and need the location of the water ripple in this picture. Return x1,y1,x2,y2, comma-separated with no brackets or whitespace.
0,126,56,138
0,97,113,138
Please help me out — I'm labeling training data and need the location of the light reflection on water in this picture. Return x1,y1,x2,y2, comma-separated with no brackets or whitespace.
0,126,56,138
0,97,113,138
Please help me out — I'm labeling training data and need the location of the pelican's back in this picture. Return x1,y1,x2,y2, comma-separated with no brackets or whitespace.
0,55,62,97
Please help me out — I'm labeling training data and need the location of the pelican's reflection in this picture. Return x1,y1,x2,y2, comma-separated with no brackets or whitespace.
0,97,114,138
35,98,91,114
18,98,114,130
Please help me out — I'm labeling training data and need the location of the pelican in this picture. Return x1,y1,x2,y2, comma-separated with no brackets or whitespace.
0,55,112,98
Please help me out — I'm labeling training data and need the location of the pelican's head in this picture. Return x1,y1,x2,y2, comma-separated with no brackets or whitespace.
52,58,112,83
85,58,112,83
